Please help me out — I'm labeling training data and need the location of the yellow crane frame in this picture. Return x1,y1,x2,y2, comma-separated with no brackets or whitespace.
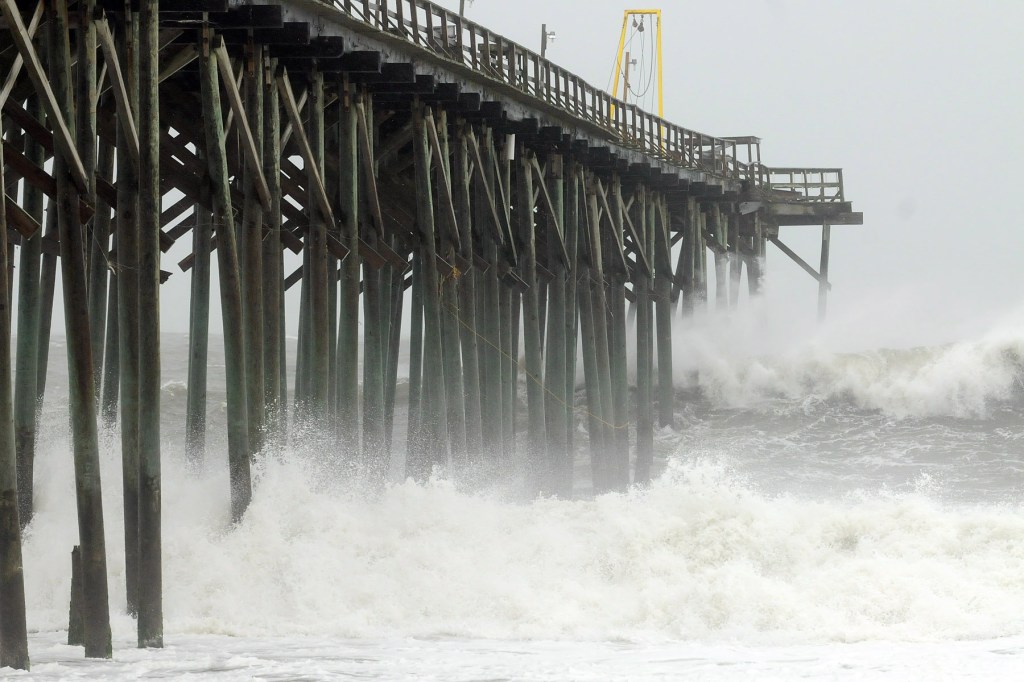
610,9,663,118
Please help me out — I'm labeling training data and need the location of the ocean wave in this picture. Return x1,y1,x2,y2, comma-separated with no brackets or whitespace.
672,316,1024,419
20,435,1024,645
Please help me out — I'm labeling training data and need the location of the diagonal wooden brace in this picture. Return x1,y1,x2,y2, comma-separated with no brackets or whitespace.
0,0,89,194
214,38,272,213
96,16,141,174
276,67,336,227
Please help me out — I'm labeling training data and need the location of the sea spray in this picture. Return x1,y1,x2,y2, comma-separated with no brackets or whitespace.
669,310,1024,418
21,421,1024,645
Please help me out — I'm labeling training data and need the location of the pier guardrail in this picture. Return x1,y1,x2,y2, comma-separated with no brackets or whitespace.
760,167,845,202
325,0,764,182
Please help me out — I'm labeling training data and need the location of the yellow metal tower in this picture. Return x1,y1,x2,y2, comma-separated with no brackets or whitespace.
610,9,663,118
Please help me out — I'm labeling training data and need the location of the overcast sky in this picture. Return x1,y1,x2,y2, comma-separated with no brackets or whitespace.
34,1,1024,353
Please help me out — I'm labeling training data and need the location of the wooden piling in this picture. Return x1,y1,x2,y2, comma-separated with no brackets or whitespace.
186,186,212,466
542,154,569,495
262,57,284,442
100,252,120,426
137,0,163,647
431,111,467,466
240,43,265,455
363,253,387,469
34,211,54,394
635,188,655,485
49,0,112,657
453,121,482,459
14,96,44,527
586,176,617,491
475,128,503,459
67,546,83,647
712,203,729,310
0,108,30,673
696,200,704,303
115,9,140,618
564,164,581,463
295,245,310,416
752,219,766,295
608,177,630,490
87,141,113,396
200,32,250,521
306,69,330,425
728,210,742,308
818,222,831,321
362,100,387,473
577,260,604,490
412,103,448,475
406,255,425,476
498,282,514,454
516,148,545,483
383,263,405,454
654,196,674,428
336,93,359,455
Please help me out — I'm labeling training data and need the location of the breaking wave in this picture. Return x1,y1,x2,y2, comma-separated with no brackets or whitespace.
21,432,1024,645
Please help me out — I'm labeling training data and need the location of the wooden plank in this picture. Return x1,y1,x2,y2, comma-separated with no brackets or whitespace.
4,193,39,237
214,40,272,212
618,193,652,278
1,97,52,154
0,0,89,193
529,156,569,268
0,0,42,106
1,140,94,222
767,235,831,289
355,100,385,238
423,109,461,252
594,179,629,274
464,128,511,251
275,67,335,226
96,16,141,174
159,44,198,83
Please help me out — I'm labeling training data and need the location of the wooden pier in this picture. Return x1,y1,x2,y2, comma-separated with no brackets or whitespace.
0,0,861,669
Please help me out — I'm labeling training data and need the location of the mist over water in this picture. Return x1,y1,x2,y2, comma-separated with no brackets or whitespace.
18,304,1024,678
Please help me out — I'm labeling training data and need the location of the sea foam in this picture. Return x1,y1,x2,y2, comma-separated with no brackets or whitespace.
21,425,1024,646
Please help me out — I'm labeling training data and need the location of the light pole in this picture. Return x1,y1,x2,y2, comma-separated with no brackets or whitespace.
541,24,556,58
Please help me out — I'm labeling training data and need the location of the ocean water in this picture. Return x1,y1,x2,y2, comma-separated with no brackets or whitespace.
10,316,1024,680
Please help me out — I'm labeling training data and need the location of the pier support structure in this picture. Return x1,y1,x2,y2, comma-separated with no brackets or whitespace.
0,1,860,670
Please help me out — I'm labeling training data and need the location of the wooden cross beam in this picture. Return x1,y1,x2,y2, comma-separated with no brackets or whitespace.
4,193,39,237
464,128,514,258
0,0,42,106
213,38,272,212
276,66,336,226
618,193,652,277
768,235,831,290
0,0,89,193
423,109,462,253
159,44,198,83
529,156,569,268
355,99,386,238
96,16,141,174
594,178,630,274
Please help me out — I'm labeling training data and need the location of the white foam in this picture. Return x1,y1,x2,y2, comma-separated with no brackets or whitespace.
21,430,1024,646
669,307,1024,418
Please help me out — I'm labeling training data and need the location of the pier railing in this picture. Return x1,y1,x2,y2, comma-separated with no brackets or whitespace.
327,0,761,181
760,167,845,202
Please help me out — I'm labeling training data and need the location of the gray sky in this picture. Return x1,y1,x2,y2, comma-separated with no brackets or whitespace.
39,1,1024,352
